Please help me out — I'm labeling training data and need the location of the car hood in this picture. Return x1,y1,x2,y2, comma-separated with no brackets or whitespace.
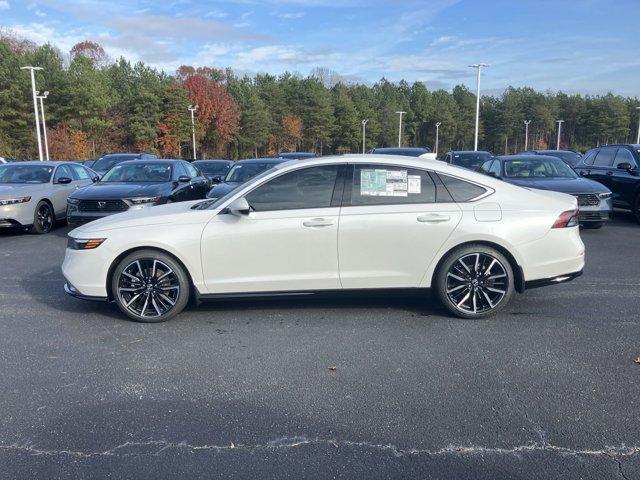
70,182,168,200
207,181,239,198
0,183,48,199
69,199,213,234
503,177,610,194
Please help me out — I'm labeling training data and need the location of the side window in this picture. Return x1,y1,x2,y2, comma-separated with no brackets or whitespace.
478,160,493,174
350,165,436,205
173,163,187,180
614,149,637,168
246,165,340,212
438,174,488,202
593,148,617,167
488,160,501,176
53,164,74,182
582,150,597,166
70,164,91,180
184,162,200,178
445,153,452,163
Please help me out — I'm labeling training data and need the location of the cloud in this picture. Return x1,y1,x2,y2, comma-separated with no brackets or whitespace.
275,12,305,19
0,0,9,9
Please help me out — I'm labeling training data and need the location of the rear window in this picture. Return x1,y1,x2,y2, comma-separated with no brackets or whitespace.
438,174,487,202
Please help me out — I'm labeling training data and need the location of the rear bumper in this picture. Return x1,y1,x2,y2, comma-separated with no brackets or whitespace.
525,270,583,290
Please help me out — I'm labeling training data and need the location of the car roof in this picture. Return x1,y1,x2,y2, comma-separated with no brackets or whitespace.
236,157,285,164
116,159,181,165
497,154,565,162
372,147,429,152
448,150,493,154
1,160,62,166
194,159,233,163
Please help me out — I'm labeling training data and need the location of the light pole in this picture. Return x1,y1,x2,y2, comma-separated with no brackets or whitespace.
556,120,564,150
395,111,406,147
524,120,531,151
21,66,44,161
36,91,50,160
188,105,198,160
361,119,368,154
469,63,489,151
435,122,441,156
636,107,640,144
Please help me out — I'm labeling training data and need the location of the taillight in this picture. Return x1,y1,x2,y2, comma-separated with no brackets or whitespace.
552,209,579,228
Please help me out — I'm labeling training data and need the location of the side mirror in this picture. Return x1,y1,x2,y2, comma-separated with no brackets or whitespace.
178,175,190,183
617,162,633,171
92,176,100,183
228,197,251,216
57,177,72,184
211,175,222,184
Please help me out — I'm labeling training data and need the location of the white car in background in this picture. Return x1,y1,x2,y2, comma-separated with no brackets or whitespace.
0,161,98,234
63,155,585,322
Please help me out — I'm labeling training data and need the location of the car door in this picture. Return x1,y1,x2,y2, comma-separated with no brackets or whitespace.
586,147,617,192
184,161,209,199
170,163,192,202
50,164,76,216
69,163,95,190
610,148,640,208
200,164,344,293
338,164,463,289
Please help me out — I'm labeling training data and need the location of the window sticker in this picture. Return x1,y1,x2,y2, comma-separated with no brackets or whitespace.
360,169,408,196
408,175,421,194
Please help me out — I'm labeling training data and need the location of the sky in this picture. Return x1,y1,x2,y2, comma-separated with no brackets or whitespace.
2,0,639,96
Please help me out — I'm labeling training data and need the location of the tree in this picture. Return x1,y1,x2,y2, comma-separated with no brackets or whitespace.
70,41,110,67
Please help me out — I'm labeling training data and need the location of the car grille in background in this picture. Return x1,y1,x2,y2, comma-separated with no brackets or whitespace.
78,200,129,212
573,194,600,207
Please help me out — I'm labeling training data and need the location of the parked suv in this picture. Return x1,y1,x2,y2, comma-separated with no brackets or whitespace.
573,144,640,223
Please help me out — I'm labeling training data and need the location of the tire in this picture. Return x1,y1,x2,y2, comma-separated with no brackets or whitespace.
111,249,190,323
581,222,604,230
435,244,515,319
28,200,54,234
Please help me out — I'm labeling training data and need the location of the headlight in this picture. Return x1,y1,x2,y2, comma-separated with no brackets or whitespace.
126,196,161,205
67,237,106,250
598,192,612,199
0,196,31,206
67,198,80,205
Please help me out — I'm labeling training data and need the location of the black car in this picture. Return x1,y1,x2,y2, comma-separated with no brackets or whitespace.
192,159,233,183
90,152,157,177
518,150,583,167
574,144,640,222
478,154,612,228
277,152,317,160
443,151,495,170
206,158,287,200
369,147,431,157
67,159,209,224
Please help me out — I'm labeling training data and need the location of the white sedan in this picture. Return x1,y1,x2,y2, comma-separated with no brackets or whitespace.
62,155,585,322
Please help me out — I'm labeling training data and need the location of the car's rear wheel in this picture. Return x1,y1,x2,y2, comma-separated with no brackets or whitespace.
111,250,190,322
29,201,53,234
435,244,514,319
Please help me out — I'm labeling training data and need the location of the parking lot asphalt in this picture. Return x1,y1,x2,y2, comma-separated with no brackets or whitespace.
1,213,639,480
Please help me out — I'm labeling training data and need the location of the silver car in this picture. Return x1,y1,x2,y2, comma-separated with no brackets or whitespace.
0,161,98,234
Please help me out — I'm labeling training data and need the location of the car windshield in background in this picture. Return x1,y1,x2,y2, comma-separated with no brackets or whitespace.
544,151,582,166
100,163,172,182
198,162,231,175
504,158,577,178
225,163,276,183
453,153,493,170
92,155,136,171
0,164,53,183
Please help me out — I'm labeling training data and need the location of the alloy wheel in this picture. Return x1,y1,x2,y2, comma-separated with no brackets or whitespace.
116,258,180,319
37,204,53,232
445,252,508,314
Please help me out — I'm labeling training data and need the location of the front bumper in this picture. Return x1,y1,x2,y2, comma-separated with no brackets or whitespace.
577,197,612,223
66,209,119,225
0,201,34,227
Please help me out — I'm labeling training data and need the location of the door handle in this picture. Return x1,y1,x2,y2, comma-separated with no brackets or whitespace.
606,171,613,176
579,170,589,176
303,218,334,227
417,213,450,223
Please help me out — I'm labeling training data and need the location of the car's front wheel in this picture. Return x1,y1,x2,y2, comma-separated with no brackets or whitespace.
435,244,514,319
29,200,54,234
111,249,190,322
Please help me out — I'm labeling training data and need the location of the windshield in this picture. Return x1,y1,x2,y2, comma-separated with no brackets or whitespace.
193,167,277,210
544,151,582,166
225,163,277,183
453,153,493,170
0,164,53,183
92,155,137,171
504,158,577,178
100,163,172,182
197,162,231,175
